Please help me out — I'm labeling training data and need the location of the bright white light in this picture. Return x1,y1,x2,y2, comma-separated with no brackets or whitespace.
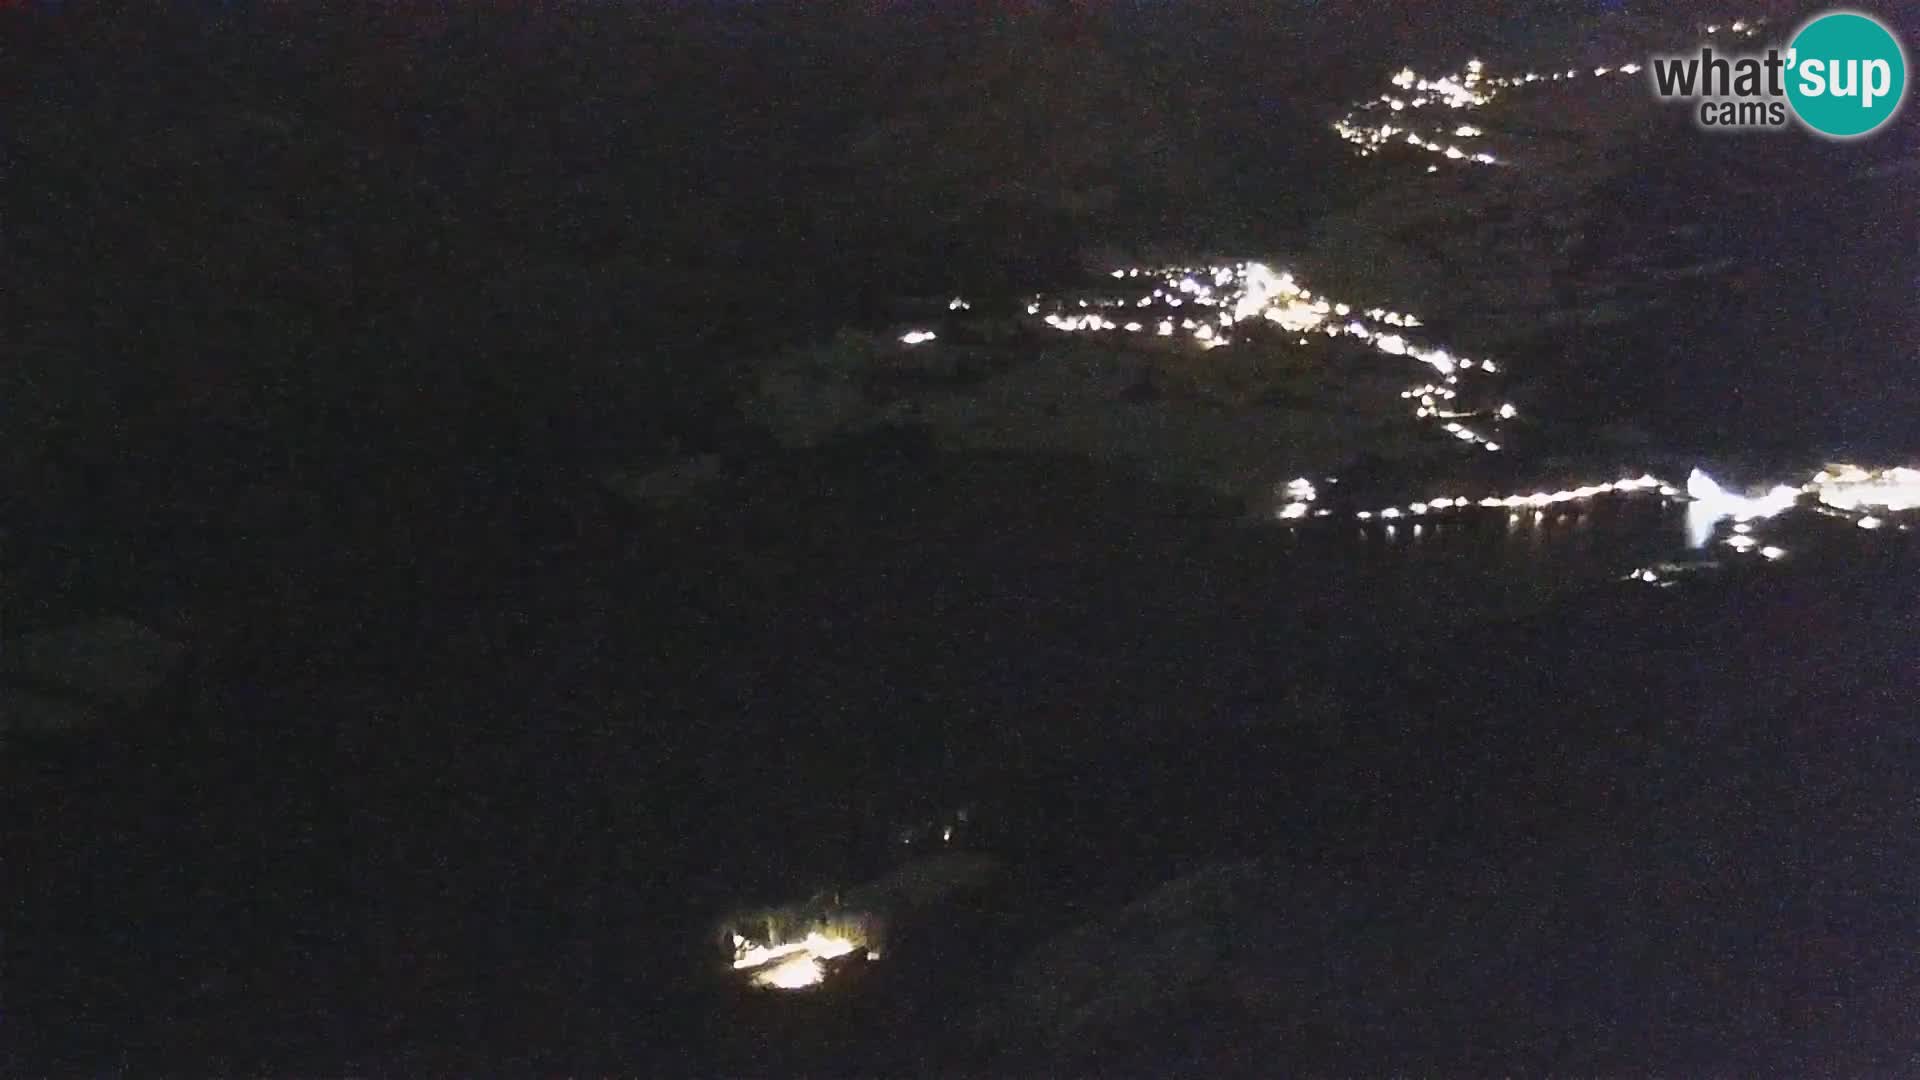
982,261,1889,561
949,297,971,311
1859,516,1884,530
1809,465,1920,512
733,940,810,971
1760,546,1786,560
1688,469,1799,516
751,955,824,989
900,330,937,346
1685,469,1800,547
734,928,865,991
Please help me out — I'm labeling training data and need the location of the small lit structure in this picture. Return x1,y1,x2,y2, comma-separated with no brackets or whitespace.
727,925,873,993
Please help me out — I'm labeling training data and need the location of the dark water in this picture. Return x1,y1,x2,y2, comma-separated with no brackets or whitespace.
660,469,1918,1074
7,451,1916,1073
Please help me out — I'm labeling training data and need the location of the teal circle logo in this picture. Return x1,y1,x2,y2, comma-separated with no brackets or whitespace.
1785,11,1908,138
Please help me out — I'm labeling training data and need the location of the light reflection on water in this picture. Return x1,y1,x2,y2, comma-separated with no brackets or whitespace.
1260,485,1910,631
1234,497,1688,639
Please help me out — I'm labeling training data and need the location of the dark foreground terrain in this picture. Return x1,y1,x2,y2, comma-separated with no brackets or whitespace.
8,449,1918,1074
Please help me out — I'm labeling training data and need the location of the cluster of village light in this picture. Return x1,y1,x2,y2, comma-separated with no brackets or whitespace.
1332,58,1508,165
1031,262,1511,451
1010,257,1916,566
1296,12,1918,572
905,15,1895,576
1331,17,1765,170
